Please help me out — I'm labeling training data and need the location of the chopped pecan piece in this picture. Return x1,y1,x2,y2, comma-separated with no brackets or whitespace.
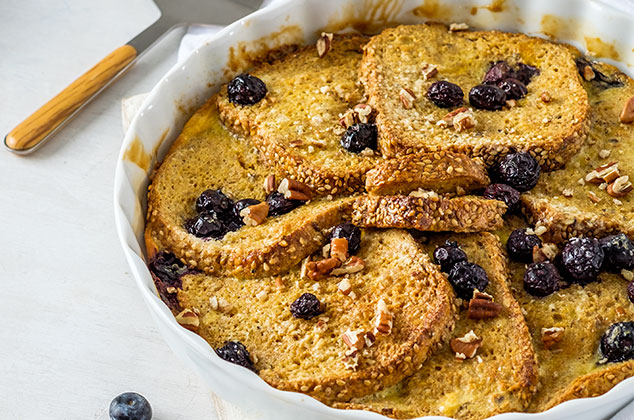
450,330,482,359
175,308,200,332
278,178,312,201
533,243,558,263
374,299,393,335
586,161,619,184
342,329,366,351
467,291,503,319
337,278,353,296
354,104,373,123
607,175,632,198
330,237,349,262
449,22,469,32
399,87,416,109
421,63,438,80
331,256,366,276
263,174,276,194
316,32,333,58
541,327,565,349
619,95,634,123
540,91,552,103
339,109,356,128
240,202,269,226
304,257,341,281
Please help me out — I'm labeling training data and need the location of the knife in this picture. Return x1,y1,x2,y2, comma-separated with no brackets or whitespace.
4,0,264,154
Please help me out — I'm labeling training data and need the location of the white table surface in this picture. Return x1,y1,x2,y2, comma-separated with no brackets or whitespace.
0,1,216,419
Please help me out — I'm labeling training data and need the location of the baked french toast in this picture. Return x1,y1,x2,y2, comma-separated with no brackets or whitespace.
498,217,634,411
360,23,590,170
340,232,538,419
144,21,634,419
522,60,634,242
173,229,456,403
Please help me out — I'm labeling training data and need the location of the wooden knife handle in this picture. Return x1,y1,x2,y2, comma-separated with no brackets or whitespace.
5,45,137,152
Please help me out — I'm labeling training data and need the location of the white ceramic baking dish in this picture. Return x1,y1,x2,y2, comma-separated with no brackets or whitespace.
114,0,634,418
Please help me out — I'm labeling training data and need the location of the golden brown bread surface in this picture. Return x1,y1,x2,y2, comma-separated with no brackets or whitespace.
352,194,506,232
340,232,538,419
177,229,456,403
361,23,589,170
217,35,380,196
522,61,634,242
499,217,634,412
146,96,353,278
365,151,489,196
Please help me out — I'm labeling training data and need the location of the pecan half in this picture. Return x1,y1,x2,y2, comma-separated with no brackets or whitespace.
541,327,565,350
175,308,200,332
450,330,482,359
278,178,312,201
316,32,333,58
240,202,269,226
467,291,503,319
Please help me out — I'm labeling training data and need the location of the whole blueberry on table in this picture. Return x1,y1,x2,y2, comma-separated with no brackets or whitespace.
483,183,520,214
109,392,152,420
227,73,267,105
560,237,604,284
495,152,541,192
506,228,542,263
433,240,468,273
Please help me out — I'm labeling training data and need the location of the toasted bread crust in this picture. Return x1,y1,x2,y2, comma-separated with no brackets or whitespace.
339,233,538,419
361,23,590,170
176,230,457,403
351,195,506,232
365,151,489,196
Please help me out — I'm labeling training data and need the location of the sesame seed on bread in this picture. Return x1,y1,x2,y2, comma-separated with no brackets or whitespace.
365,151,490,196
360,23,590,170
339,232,538,419
176,229,456,403
522,61,634,242
351,195,506,232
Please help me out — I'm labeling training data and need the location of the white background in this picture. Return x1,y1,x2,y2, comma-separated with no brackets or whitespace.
0,0,215,418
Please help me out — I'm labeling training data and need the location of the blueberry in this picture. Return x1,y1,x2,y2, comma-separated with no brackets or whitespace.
433,240,468,273
196,189,233,217
266,192,302,216
599,233,634,271
185,212,226,240
216,341,256,372
495,152,541,192
483,183,520,214
507,228,542,262
599,322,634,364
497,78,528,100
427,81,464,108
628,281,634,304
575,57,622,88
340,123,377,153
447,261,489,300
483,61,515,85
524,261,562,297
329,223,362,255
233,198,261,223
227,73,267,105
109,392,152,420
290,293,323,319
148,251,190,310
513,63,540,85
561,237,604,284
469,84,507,110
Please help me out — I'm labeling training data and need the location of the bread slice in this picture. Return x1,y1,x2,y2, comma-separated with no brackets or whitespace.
351,195,506,232
217,35,381,196
501,216,634,412
175,229,456,403
522,60,634,242
361,23,589,170
146,96,353,278
339,232,538,419
365,151,489,196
